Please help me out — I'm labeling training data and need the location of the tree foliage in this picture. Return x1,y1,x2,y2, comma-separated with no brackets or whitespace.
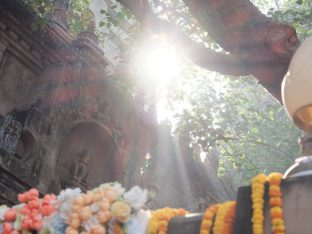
127,0,305,190
269,0,312,40
165,68,301,190
22,0,93,37
68,0,92,37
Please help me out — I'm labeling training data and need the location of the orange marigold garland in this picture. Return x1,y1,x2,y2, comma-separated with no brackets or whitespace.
200,201,236,234
147,207,188,234
222,201,236,234
200,204,219,234
268,173,285,234
251,173,267,234
213,201,236,234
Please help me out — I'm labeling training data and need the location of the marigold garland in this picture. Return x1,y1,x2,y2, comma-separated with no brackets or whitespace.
147,207,188,234
222,201,236,234
251,173,267,234
200,204,219,234
199,201,236,234
251,173,286,234
268,173,285,234
213,201,236,234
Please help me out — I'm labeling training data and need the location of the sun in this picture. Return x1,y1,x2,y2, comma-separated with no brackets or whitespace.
135,43,181,84
134,39,184,123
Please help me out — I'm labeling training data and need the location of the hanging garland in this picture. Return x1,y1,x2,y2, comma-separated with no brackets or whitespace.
200,204,219,234
268,173,285,234
199,201,236,234
251,173,267,234
222,202,236,234
251,173,286,234
213,201,235,234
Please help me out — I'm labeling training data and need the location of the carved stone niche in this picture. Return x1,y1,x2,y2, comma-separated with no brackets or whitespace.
57,121,123,192
1,130,41,186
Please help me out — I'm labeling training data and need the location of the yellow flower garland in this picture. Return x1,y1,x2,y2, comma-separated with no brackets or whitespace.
137,173,285,234
200,204,219,234
147,207,187,234
268,173,285,234
251,173,286,234
213,201,236,234
251,173,267,234
200,201,236,234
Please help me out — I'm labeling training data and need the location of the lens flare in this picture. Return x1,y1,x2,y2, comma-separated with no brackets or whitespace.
135,44,181,84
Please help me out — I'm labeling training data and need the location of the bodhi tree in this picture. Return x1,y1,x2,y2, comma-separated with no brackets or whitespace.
21,0,310,195
108,0,310,192
93,0,308,193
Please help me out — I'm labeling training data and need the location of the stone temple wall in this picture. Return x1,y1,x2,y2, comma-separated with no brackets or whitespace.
0,0,151,204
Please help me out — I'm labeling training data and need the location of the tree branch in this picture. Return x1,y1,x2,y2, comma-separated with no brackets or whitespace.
115,0,249,76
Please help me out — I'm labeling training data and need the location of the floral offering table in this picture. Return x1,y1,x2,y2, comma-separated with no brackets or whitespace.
0,173,312,234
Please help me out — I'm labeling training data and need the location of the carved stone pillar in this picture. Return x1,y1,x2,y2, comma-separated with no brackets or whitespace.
75,10,99,45
71,10,107,71
55,0,70,9
49,0,70,32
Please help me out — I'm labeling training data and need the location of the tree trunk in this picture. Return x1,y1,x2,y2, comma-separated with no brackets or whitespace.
182,0,298,101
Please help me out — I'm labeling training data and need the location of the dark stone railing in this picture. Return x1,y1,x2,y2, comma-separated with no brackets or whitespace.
166,174,312,234
0,166,33,205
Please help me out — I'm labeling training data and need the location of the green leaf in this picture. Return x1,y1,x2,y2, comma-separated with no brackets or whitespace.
99,21,105,27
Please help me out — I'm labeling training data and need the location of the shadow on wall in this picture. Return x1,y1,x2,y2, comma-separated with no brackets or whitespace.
56,121,122,191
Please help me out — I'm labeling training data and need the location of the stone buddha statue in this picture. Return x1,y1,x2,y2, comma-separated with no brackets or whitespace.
65,150,90,189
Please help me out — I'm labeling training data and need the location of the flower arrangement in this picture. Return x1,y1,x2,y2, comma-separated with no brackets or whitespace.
0,183,148,234
1,188,56,234
0,173,287,234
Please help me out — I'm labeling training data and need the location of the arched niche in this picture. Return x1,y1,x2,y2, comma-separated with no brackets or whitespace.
15,130,37,160
57,121,122,189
